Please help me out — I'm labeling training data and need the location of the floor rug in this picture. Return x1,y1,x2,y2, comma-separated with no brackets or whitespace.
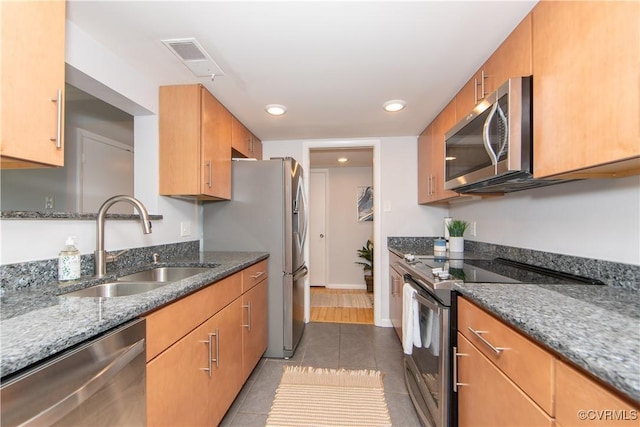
266,366,392,427
310,293,373,309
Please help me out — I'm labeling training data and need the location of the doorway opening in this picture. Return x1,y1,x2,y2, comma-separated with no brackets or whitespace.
307,146,374,324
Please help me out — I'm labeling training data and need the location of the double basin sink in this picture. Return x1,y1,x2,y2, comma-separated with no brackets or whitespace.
62,266,214,298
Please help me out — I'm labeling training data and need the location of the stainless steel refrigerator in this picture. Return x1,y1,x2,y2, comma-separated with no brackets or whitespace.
202,158,308,358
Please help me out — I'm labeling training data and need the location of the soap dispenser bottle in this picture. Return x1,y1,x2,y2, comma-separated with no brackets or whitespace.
59,236,81,281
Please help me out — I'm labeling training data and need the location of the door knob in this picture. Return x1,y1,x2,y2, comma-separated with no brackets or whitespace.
320,234,324,238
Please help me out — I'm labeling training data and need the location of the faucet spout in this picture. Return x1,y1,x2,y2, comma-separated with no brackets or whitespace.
95,195,152,278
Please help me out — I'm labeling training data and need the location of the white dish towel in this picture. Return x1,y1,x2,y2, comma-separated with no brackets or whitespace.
402,283,422,355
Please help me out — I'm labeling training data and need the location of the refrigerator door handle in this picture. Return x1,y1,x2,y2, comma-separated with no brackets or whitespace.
291,265,308,281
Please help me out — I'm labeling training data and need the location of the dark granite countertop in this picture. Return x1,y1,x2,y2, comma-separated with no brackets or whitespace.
0,251,268,378
388,240,640,404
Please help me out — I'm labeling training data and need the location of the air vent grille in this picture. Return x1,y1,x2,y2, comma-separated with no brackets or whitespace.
161,37,224,78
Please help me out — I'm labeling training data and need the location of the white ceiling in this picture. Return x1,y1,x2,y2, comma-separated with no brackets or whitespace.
310,147,373,168
66,1,537,141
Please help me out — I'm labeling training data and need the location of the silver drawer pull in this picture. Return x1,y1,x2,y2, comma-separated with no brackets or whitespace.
199,334,213,377
250,271,264,279
50,89,62,148
467,327,507,355
453,346,468,392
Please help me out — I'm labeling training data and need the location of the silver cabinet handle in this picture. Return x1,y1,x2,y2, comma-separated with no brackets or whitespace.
467,327,507,355
212,328,219,368
250,271,264,280
474,78,478,106
242,302,252,331
50,89,62,148
205,160,212,188
199,333,213,377
453,346,468,392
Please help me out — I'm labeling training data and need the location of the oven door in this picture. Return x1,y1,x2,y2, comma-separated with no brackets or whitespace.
404,282,450,427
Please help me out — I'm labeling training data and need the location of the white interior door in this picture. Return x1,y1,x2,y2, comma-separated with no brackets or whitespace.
309,170,327,287
75,129,134,213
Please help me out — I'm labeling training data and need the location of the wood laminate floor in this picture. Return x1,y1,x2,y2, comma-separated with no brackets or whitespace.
309,287,374,325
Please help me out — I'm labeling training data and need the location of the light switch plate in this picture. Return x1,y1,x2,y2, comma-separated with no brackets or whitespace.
180,221,192,237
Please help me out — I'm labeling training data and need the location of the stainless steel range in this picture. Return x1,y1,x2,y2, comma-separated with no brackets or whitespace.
395,254,603,427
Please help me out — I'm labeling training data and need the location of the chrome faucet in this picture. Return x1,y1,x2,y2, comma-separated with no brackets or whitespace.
95,195,152,277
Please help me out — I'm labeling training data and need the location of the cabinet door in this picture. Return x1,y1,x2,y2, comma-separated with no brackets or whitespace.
417,124,433,204
456,333,553,427
201,88,232,199
484,13,532,94
532,1,640,178
1,0,65,168
389,266,403,340
209,298,244,426
455,70,484,121
251,133,263,160
556,360,640,427
231,116,252,157
242,280,268,381
146,316,215,427
431,100,459,203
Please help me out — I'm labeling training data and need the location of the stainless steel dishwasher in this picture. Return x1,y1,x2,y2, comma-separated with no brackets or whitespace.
1,319,146,427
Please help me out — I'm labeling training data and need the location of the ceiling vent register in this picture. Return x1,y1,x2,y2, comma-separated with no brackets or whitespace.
161,37,224,78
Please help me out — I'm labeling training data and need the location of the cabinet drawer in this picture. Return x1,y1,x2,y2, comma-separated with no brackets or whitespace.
242,259,268,292
145,272,242,361
458,297,554,414
556,360,639,427
457,333,554,427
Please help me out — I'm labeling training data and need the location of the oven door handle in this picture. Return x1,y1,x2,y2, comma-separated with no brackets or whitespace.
408,282,441,313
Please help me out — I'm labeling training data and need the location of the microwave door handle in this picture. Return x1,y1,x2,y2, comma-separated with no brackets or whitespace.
495,104,509,160
482,102,499,171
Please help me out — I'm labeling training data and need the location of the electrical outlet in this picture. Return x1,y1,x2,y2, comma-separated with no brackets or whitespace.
470,221,477,237
45,196,54,209
180,221,192,237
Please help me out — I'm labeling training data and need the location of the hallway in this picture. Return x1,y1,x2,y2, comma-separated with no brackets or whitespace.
221,322,420,426
309,287,374,324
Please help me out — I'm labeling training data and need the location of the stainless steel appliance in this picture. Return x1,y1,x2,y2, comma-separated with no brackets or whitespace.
397,255,603,427
203,158,308,358
0,319,146,427
444,76,567,194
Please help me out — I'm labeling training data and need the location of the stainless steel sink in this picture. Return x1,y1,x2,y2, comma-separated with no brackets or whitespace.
117,267,213,283
62,281,170,298
61,266,215,298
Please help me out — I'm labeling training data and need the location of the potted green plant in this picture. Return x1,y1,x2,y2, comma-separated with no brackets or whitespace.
355,239,374,292
447,219,469,252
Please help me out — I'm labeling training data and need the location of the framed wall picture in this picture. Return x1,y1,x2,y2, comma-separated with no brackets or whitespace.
357,186,373,222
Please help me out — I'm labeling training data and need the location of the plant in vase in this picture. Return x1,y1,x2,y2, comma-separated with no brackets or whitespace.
446,220,469,253
355,239,374,292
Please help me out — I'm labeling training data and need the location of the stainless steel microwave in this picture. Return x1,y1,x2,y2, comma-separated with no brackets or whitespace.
444,76,565,193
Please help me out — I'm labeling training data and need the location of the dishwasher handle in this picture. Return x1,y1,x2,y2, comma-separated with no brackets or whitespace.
23,338,145,427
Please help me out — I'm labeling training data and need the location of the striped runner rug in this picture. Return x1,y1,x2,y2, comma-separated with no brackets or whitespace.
266,366,392,427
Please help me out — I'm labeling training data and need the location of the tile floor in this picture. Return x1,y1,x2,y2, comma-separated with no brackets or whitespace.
220,322,421,426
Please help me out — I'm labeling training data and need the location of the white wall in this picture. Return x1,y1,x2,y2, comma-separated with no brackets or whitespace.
0,21,199,265
449,175,640,266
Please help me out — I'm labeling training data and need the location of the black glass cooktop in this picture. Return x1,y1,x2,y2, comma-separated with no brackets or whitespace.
413,256,604,285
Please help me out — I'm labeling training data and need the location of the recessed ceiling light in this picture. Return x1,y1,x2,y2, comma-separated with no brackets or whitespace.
383,99,407,112
337,157,348,163
265,104,287,116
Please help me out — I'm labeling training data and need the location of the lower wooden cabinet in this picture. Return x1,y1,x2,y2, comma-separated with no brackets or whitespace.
388,251,403,341
242,280,268,381
145,260,268,426
556,361,639,427
457,296,640,427
456,333,553,427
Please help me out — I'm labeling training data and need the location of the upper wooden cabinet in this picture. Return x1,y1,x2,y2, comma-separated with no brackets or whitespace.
418,100,460,205
232,116,262,159
532,1,640,179
456,14,532,119
159,84,232,200
1,0,65,168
